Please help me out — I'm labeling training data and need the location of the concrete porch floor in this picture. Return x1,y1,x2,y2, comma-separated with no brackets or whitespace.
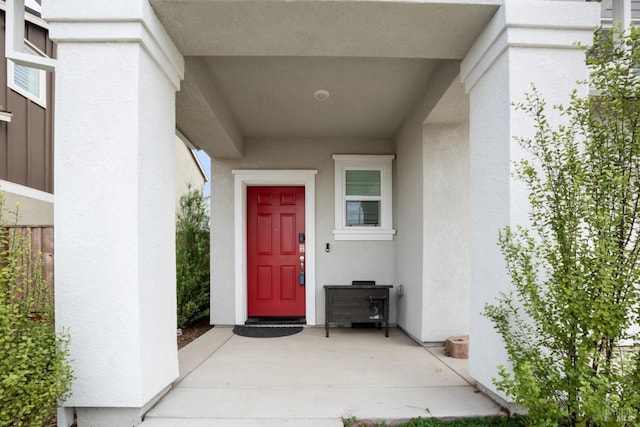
141,326,503,426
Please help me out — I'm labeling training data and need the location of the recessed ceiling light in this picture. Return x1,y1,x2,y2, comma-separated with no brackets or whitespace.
313,89,330,101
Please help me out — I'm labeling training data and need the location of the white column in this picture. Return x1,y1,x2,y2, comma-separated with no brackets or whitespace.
43,1,184,425
460,0,599,402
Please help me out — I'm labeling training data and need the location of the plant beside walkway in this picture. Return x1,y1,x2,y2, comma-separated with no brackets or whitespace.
402,416,528,427
176,185,210,329
345,415,529,427
0,191,73,426
485,26,640,426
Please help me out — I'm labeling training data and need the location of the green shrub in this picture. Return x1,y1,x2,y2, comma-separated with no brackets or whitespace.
485,26,640,427
400,416,529,426
176,185,210,328
343,416,529,427
0,192,73,426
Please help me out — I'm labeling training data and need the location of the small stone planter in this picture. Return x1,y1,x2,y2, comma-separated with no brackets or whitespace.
445,335,469,358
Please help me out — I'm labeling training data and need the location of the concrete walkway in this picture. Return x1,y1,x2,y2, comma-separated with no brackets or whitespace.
141,326,502,426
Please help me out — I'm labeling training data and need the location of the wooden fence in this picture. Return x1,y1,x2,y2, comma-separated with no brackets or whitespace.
1,226,54,301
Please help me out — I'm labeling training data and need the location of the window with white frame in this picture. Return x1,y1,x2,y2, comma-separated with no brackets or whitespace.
333,154,396,241
8,42,47,108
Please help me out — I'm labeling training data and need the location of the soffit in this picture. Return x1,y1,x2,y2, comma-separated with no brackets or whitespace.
150,0,500,59
204,56,439,139
149,0,500,152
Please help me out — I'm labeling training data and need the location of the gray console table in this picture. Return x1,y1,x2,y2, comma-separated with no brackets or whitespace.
324,285,392,337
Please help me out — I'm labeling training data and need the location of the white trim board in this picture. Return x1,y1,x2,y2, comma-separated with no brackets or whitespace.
0,1,49,30
232,169,318,325
0,179,54,203
5,0,56,71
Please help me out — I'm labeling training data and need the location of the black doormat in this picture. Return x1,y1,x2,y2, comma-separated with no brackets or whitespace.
233,325,303,338
245,316,306,325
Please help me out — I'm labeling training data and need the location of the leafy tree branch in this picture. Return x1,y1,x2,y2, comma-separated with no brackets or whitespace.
485,26,640,427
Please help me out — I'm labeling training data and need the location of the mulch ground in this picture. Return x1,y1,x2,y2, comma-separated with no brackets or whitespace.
178,317,214,349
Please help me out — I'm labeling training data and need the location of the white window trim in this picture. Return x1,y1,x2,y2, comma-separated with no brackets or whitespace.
333,154,396,241
5,0,55,72
7,40,48,108
232,169,318,325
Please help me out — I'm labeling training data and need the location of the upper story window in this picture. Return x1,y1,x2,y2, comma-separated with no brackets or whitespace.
333,154,396,241
8,42,47,108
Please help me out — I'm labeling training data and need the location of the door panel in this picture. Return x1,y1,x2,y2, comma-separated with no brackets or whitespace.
280,214,296,255
248,186,305,317
257,214,272,254
257,266,272,301
281,265,296,300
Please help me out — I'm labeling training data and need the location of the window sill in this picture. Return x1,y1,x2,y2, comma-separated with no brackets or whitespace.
333,228,396,241
0,111,12,122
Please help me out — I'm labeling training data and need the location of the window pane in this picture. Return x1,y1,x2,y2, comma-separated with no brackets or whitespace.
14,63,40,97
346,170,380,196
346,201,380,226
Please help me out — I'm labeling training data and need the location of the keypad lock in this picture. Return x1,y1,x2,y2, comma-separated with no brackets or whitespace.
298,233,305,285
299,255,305,285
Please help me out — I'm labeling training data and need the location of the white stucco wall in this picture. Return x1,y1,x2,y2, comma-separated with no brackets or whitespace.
422,122,470,342
46,0,185,419
395,61,462,342
55,42,148,407
54,39,179,408
395,116,425,341
137,48,180,407
210,138,397,326
461,0,600,401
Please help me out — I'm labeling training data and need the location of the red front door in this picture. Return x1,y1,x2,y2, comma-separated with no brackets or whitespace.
247,186,306,317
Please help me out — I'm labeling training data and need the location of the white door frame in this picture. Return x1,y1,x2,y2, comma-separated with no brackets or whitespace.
232,170,318,325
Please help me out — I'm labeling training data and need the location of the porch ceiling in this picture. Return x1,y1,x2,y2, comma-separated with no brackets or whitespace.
149,0,500,157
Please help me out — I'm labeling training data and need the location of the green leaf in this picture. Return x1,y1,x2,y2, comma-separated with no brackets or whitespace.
486,25,640,426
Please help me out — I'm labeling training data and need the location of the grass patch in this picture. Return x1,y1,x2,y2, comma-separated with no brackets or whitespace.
344,415,529,427
399,415,528,426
